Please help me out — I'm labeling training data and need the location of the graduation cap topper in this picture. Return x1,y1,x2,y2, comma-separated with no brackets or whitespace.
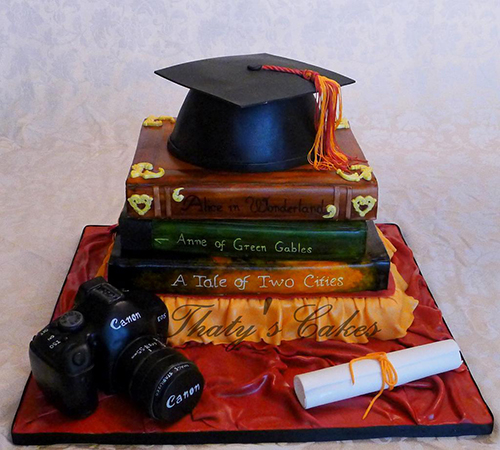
155,53,364,173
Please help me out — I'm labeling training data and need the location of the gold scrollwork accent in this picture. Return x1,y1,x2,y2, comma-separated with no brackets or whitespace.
352,195,377,217
143,115,176,127
322,204,337,219
336,164,373,182
127,194,153,216
130,162,165,180
337,117,350,129
172,187,185,202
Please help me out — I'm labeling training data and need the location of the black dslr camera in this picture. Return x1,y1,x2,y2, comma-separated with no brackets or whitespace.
29,277,204,422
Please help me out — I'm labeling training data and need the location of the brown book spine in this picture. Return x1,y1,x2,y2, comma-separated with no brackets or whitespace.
126,183,377,220
125,123,378,221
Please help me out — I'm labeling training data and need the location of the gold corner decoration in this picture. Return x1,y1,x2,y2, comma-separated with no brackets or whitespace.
352,195,377,217
143,115,163,127
322,204,337,219
143,115,176,127
172,187,185,203
337,117,350,129
336,164,373,182
128,194,153,216
158,115,176,123
130,162,165,180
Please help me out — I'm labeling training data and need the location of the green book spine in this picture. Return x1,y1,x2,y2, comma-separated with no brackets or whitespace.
108,223,389,295
120,214,367,261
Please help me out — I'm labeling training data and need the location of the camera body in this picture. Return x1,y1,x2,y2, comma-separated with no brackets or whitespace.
29,278,204,421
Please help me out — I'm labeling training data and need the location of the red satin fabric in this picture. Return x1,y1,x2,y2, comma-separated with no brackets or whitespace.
13,224,492,437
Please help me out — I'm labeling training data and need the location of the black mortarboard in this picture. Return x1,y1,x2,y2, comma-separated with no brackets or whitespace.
155,53,356,172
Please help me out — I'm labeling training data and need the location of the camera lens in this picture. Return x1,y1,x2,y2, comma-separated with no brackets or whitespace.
116,336,204,422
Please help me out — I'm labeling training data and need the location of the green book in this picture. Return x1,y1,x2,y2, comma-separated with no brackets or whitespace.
109,221,388,295
119,210,367,261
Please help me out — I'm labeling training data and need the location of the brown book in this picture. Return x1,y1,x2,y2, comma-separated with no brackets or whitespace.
126,122,378,221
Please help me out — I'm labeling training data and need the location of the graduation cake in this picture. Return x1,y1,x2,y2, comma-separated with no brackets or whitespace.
13,54,493,445
105,53,420,346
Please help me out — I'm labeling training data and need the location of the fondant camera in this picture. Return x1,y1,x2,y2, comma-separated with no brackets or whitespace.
29,277,204,421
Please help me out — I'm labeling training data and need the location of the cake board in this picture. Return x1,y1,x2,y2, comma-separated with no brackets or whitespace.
11,224,494,445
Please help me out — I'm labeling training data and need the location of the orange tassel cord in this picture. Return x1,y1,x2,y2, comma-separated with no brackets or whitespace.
349,352,399,420
260,65,365,172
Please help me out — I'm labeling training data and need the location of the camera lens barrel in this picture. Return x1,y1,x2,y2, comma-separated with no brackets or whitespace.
117,336,204,422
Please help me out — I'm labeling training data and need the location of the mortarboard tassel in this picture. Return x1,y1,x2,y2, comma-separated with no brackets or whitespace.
257,65,365,173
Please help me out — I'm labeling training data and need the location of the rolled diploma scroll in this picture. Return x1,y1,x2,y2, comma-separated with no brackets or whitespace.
294,339,462,409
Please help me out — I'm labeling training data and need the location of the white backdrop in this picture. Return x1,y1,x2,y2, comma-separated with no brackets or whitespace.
1,1,499,449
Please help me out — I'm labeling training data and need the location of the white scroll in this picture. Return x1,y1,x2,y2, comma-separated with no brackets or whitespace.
294,339,462,409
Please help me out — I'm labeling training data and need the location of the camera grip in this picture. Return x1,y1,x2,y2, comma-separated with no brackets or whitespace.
29,341,98,419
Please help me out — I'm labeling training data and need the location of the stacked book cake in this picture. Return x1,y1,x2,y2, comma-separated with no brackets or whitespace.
102,118,421,349
110,122,389,296
103,54,418,347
